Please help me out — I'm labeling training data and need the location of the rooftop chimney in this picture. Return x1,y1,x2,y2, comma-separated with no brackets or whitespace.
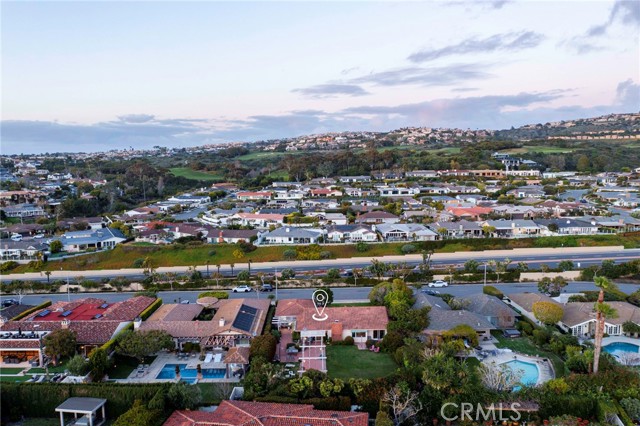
133,317,142,330
219,317,225,327
61,319,70,329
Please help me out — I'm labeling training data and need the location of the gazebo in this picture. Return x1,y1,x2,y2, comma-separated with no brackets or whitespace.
55,397,106,426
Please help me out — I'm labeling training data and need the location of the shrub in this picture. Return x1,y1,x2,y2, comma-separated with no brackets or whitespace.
482,285,503,299
113,400,160,426
516,320,534,335
198,291,229,300
67,354,88,376
139,298,163,320
237,240,257,253
326,268,340,279
343,336,354,345
132,258,145,268
320,250,332,259
532,301,564,325
11,301,52,321
281,268,295,279
401,244,416,254
621,398,640,420
0,261,19,272
283,249,297,260
208,250,216,256
236,270,250,281
355,242,369,252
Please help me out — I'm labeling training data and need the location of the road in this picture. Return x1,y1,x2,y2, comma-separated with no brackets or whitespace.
6,281,639,306
2,246,639,283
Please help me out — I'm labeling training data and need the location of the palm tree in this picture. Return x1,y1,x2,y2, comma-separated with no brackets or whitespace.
230,263,235,277
592,276,618,374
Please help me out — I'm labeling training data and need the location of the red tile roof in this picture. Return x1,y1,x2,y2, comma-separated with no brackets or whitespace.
163,401,368,426
275,300,388,333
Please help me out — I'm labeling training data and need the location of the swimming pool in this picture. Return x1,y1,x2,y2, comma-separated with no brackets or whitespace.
502,360,539,387
603,342,640,356
155,363,225,382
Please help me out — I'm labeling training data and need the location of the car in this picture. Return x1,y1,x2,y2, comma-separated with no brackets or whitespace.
232,285,252,293
33,234,44,239
260,284,274,292
180,300,190,304
1,299,18,307
428,280,448,288
10,234,22,242
422,289,440,295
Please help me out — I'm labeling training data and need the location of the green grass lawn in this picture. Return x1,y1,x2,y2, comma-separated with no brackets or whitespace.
326,345,397,379
169,167,224,182
0,374,33,382
0,367,25,375
27,361,68,374
491,331,567,377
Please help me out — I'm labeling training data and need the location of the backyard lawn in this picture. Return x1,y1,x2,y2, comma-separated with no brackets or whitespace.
326,345,397,379
0,367,25,375
107,355,157,379
491,331,568,377
169,167,224,182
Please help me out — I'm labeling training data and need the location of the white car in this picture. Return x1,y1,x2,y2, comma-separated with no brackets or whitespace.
232,285,252,293
428,280,448,288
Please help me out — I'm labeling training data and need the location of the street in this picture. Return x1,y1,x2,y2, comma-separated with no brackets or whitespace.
6,280,639,306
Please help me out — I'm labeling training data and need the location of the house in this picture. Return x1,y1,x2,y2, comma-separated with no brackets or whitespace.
57,217,105,231
235,191,272,201
339,175,371,184
464,294,516,329
446,206,493,221
325,224,377,243
163,400,368,426
258,227,324,245
1,204,46,218
166,194,210,207
309,188,343,198
0,241,49,260
507,186,546,199
307,212,348,225
0,296,155,365
54,228,127,253
428,220,483,238
481,220,541,238
492,205,546,220
504,293,560,326
377,186,420,197
229,213,285,228
560,301,640,337
405,170,437,178
207,229,259,244
274,299,388,344
505,170,541,178
139,299,270,350
534,218,599,236
374,223,439,241
273,189,306,200
426,309,496,340
355,211,400,225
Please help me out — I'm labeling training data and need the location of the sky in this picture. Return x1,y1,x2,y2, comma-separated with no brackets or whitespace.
1,0,639,154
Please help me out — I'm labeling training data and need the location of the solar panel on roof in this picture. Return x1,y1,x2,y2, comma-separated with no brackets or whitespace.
37,309,51,317
232,304,257,333
93,314,102,319
61,310,73,317
99,303,109,309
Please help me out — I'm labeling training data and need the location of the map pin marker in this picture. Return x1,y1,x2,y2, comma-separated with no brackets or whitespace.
312,289,329,321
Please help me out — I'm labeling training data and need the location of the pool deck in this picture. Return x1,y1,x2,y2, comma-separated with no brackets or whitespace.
599,335,640,349
481,349,554,386
115,352,240,384
599,336,640,365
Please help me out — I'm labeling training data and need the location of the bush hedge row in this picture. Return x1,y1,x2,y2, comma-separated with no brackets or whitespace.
197,291,229,300
139,298,163,321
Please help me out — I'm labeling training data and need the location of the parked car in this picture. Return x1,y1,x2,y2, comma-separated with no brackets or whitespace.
232,285,252,293
428,280,448,288
260,284,274,292
422,289,440,295
180,300,190,304
1,299,18,307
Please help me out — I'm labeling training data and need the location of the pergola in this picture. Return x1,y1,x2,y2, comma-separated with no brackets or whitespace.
55,397,106,426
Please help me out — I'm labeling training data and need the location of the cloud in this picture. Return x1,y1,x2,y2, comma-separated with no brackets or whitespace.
116,114,156,124
408,31,545,63
292,83,369,98
446,0,513,10
615,78,640,108
561,38,606,55
349,63,492,87
586,0,640,36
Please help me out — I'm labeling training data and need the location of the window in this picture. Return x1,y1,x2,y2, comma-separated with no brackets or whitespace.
373,330,385,340
351,331,366,338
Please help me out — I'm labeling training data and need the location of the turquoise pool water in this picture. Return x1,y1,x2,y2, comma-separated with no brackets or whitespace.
503,360,539,387
155,363,225,382
603,342,640,356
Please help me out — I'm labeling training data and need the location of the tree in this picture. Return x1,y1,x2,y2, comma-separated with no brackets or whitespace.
593,276,618,374
49,239,63,253
249,334,277,361
532,301,564,325
558,260,575,271
318,286,334,305
43,328,77,365
488,257,511,283
166,382,202,410
113,400,160,426
482,225,496,238
576,154,590,172
116,329,174,362
280,268,295,279
381,382,422,426
88,348,110,381
283,249,297,260
537,276,568,296
236,270,250,281
67,354,88,376
375,411,394,426
232,249,245,261
369,259,389,279
463,259,479,273
479,362,524,391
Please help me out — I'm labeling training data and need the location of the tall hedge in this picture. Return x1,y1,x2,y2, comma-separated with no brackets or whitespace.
197,291,229,300
482,285,504,299
139,298,163,320
1,383,166,421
